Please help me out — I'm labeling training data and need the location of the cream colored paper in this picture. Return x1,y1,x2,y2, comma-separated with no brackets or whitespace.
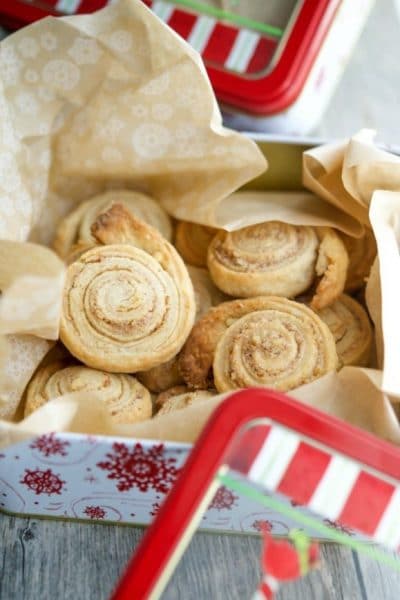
369,191,400,398
0,392,227,448
0,241,65,339
0,335,53,421
365,257,383,368
303,139,368,230
214,190,362,234
291,368,400,445
343,129,400,207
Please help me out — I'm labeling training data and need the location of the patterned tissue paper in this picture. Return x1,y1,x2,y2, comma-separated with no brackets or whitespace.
0,0,266,246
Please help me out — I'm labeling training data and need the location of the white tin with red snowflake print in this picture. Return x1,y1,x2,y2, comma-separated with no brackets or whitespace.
0,431,360,539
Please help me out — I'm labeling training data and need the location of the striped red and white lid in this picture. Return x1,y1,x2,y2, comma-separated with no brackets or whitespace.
230,422,400,551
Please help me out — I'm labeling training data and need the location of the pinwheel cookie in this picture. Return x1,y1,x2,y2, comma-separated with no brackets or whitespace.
24,362,152,424
312,294,372,367
180,296,338,392
156,389,215,416
207,222,348,309
60,204,196,373
137,265,226,392
53,189,173,259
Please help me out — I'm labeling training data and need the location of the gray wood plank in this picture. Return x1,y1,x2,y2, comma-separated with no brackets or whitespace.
3,514,400,600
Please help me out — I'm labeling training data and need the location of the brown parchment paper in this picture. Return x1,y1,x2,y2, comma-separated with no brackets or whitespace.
1,0,400,448
368,191,400,398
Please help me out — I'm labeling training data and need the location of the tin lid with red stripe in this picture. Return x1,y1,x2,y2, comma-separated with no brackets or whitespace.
110,390,400,600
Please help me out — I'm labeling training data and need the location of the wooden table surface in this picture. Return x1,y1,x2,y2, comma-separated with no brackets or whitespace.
2,1,400,598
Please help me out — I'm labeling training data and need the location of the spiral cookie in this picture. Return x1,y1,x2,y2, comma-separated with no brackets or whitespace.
136,268,225,392
213,298,338,393
156,389,215,417
310,227,349,310
53,190,173,259
175,222,217,267
180,297,338,390
137,357,183,393
60,208,195,372
25,363,152,424
312,294,372,367
340,229,376,292
207,222,319,298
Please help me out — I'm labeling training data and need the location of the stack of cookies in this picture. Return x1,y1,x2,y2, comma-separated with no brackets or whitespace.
23,190,375,423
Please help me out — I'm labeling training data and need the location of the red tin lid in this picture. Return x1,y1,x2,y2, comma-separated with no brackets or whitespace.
208,0,342,116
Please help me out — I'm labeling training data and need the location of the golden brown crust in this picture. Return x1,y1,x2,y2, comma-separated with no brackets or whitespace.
179,296,338,390
156,389,215,417
312,294,372,367
175,222,216,267
310,228,349,310
340,229,377,292
25,364,152,424
207,222,319,298
66,242,96,264
53,190,173,259
155,384,190,412
212,298,338,393
60,206,196,372
137,357,183,393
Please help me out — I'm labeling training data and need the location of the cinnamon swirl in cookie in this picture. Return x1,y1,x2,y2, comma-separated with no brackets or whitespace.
180,297,338,391
53,190,173,259
312,294,372,366
60,206,195,372
25,363,152,423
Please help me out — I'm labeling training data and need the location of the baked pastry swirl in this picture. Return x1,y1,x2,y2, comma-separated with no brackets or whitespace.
207,221,319,298
311,227,349,310
53,190,173,259
156,389,215,416
312,294,372,367
180,297,338,391
208,222,348,309
60,205,196,372
175,222,216,267
24,362,152,423
340,229,376,292
136,265,225,392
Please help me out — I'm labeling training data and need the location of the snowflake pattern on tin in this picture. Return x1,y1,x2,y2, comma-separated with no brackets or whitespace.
30,433,70,458
83,505,106,520
20,468,65,495
97,443,180,493
208,486,238,511
150,501,162,517
252,519,273,533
